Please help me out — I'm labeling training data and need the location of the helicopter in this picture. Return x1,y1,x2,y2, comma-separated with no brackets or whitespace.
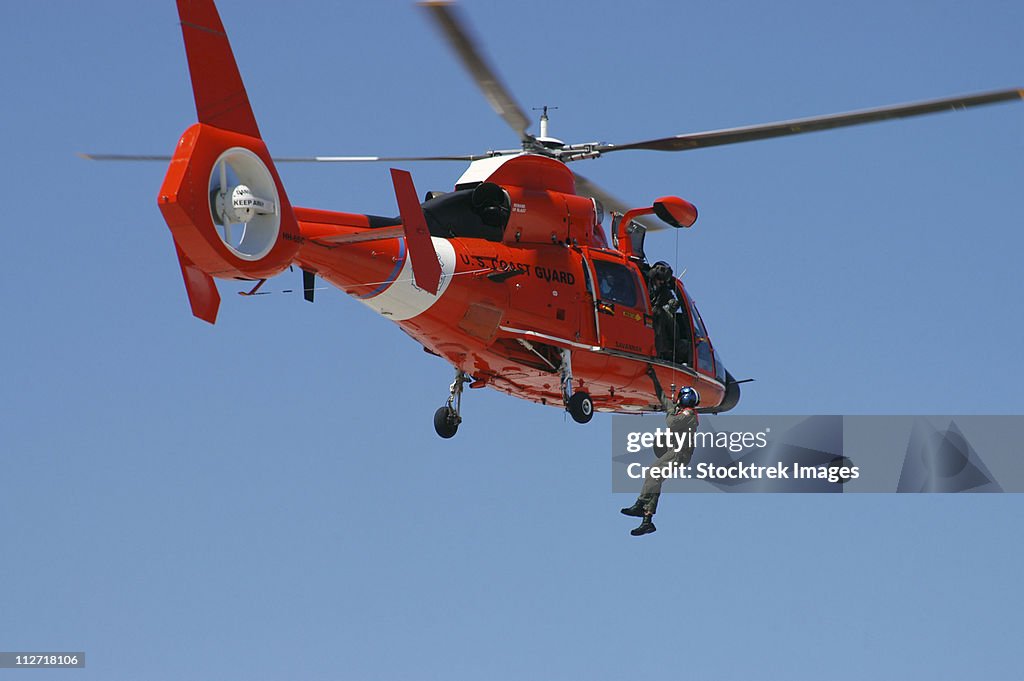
86,0,1022,438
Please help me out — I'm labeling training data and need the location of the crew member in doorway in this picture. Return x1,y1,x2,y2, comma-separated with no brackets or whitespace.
621,365,700,536
647,262,679,361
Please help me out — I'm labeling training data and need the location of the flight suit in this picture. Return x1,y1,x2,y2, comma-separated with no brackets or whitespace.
647,266,677,361
637,393,699,514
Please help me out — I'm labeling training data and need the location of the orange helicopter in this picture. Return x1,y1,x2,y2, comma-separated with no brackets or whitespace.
88,0,1022,438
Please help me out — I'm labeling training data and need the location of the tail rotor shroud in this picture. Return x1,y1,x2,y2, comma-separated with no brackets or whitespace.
156,0,302,323
209,148,280,260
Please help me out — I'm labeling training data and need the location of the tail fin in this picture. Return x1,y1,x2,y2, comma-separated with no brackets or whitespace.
391,169,442,295
158,0,299,323
177,0,260,137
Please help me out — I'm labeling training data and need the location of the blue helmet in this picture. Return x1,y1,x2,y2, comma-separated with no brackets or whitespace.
677,387,700,408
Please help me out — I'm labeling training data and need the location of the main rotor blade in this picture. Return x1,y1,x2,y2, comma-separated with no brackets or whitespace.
419,2,531,141
573,173,661,232
79,153,493,163
272,154,490,162
595,88,1024,154
78,153,175,161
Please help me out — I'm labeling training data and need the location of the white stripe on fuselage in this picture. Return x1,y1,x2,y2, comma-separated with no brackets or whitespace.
358,237,456,321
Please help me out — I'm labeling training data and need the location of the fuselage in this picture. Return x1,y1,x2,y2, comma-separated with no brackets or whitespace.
289,155,732,414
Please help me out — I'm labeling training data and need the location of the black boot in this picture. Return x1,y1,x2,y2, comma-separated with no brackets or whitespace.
630,515,657,536
620,500,646,517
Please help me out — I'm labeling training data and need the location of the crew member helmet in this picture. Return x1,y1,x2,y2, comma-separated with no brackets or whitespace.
677,387,700,407
651,261,673,282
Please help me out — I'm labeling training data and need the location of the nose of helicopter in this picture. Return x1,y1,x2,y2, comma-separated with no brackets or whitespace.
714,370,742,414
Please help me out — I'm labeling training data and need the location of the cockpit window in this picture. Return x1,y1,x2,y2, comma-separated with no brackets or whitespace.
689,297,714,374
593,259,638,308
713,348,726,384
421,183,510,242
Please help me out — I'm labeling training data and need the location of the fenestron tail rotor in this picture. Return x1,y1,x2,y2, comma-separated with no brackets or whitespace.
152,0,302,324
208,148,281,261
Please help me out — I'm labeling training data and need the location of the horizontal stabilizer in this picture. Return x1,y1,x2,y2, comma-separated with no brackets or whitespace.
312,226,404,245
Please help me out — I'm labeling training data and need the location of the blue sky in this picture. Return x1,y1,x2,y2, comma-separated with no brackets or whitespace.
2,1,1022,679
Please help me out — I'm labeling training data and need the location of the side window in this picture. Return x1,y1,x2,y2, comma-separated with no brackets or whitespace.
593,259,639,308
689,298,714,374
690,298,707,339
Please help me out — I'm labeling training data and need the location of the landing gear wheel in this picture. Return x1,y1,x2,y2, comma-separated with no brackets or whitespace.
433,406,460,438
433,370,469,439
567,391,594,424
